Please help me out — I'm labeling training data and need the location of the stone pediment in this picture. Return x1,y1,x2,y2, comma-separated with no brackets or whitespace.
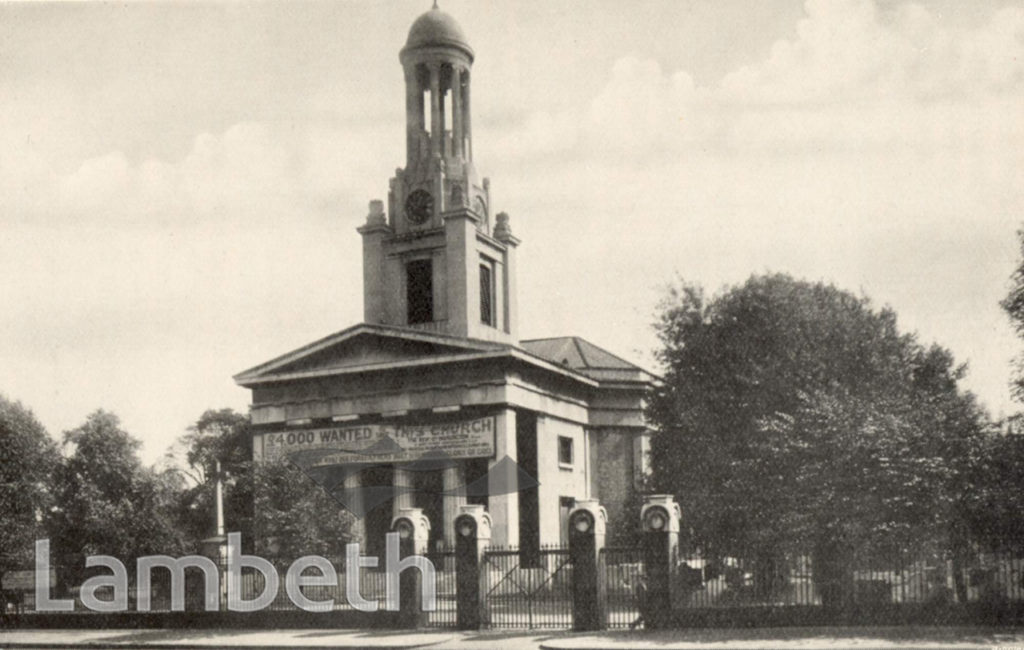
234,323,506,386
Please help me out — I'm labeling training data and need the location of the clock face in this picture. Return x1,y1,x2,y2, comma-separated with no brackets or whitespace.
405,189,433,225
474,196,488,231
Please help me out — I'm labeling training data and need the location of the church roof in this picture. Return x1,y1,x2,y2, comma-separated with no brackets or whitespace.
233,323,600,388
521,336,656,384
404,6,473,59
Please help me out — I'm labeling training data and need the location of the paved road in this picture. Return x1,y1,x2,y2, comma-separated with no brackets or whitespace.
1,626,1023,649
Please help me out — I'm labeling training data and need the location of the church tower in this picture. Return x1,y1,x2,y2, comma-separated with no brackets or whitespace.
358,4,519,343
237,4,654,554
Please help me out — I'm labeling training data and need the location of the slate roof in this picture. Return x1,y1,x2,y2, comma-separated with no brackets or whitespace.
520,336,655,384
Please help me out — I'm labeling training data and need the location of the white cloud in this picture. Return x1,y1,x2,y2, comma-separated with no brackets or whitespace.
2,120,394,229
486,0,1023,162
721,0,1024,103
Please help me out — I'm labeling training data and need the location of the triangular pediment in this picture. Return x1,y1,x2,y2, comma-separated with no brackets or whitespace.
234,323,506,386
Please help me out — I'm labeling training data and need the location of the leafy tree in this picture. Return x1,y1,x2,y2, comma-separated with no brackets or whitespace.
167,408,353,558
648,274,988,604
0,396,59,573
49,411,185,579
246,459,356,560
959,425,1024,549
1002,229,1024,402
165,409,253,548
168,409,251,484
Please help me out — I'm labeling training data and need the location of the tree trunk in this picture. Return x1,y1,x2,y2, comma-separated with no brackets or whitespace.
950,525,970,604
813,538,853,611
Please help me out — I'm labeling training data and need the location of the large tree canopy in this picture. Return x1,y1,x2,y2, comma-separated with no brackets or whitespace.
648,274,988,557
0,395,59,573
49,411,185,574
167,409,254,549
168,408,353,559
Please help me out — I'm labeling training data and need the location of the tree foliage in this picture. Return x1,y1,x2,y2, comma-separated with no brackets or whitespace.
246,460,356,560
648,274,989,557
0,395,59,573
49,411,185,575
169,408,353,558
1002,228,1024,402
167,409,254,548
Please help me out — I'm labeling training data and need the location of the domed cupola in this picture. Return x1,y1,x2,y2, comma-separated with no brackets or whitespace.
390,2,489,238
403,4,474,61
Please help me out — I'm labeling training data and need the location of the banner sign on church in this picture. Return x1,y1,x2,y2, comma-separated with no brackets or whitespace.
255,416,496,466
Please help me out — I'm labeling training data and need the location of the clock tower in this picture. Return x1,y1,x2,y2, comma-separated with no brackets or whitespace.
358,4,519,343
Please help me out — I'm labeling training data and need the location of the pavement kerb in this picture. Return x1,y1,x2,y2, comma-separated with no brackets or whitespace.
0,629,458,649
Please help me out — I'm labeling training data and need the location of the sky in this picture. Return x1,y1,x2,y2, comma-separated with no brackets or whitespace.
1,0,1022,463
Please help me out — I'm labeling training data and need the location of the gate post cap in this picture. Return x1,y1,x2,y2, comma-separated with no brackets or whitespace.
455,504,492,540
640,495,682,533
568,499,607,537
392,507,431,544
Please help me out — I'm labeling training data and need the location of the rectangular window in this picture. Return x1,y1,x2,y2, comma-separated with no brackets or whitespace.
479,262,495,326
558,436,574,467
406,259,433,324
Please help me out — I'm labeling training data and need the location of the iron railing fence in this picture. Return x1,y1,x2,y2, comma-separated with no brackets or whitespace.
425,546,457,628
601,546,645,629
481,544,573,629
10,540,1023,629
669,545,1024,609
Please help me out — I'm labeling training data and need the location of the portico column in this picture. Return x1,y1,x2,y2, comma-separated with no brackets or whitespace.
488,409,519,546
393,466,415,518
442,464,466,547
342,467,365,546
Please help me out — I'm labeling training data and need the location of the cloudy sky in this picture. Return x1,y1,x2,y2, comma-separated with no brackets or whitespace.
2,0,1022,462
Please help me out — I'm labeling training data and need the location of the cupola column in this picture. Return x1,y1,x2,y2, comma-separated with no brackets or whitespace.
452,67,463,159
405,66,423,165
463,71,472,161
430,64,443,158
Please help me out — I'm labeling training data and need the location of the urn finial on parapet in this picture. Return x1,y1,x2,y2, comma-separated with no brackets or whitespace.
366,199,387,227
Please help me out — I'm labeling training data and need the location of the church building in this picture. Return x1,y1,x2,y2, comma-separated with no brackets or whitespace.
234,5,655,554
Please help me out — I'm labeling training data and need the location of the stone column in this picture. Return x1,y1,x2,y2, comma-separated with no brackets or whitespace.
430,65,442,157
404,66,420,165
342,467,365,546
487,409,519,546
393,466,415,519
442,464,466,547
451,67,463,159
463,70,472,161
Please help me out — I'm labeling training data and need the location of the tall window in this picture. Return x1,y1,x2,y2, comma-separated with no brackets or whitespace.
480,261,494,326
407,259,433,324
558,436,574,467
